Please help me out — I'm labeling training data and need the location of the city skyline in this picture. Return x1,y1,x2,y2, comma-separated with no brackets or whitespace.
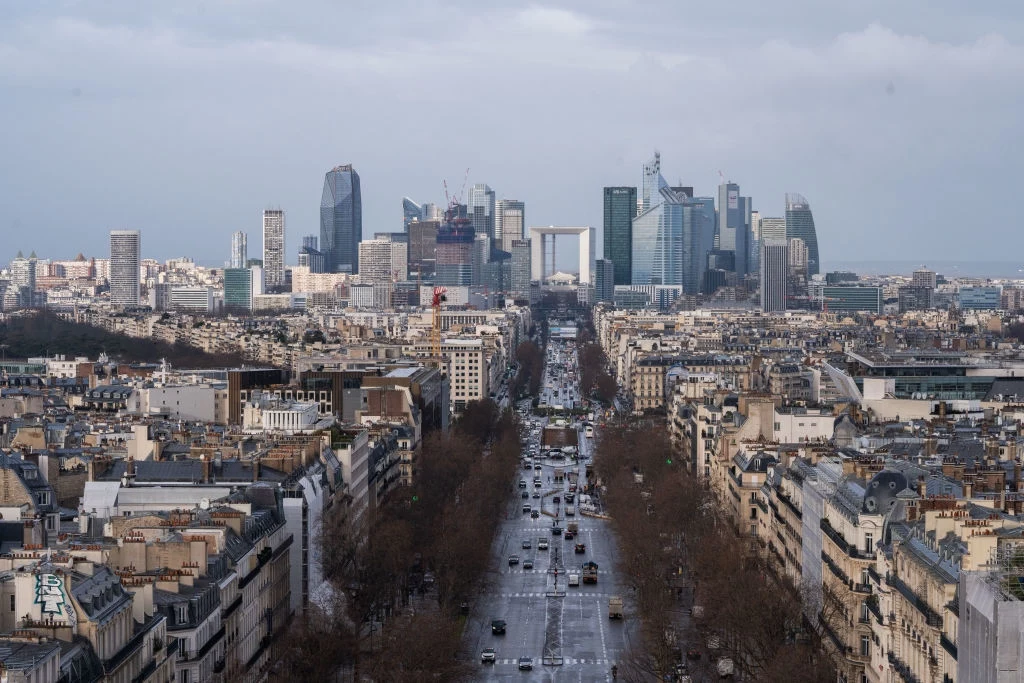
3,3,1022,267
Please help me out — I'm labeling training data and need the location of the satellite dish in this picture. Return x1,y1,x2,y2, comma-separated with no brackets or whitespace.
199,498,210,510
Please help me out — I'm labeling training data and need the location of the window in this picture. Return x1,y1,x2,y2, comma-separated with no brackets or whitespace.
860,602,870,622
10,595,14,611
860,635,870,657
750,507,758,520
177,605,189,624
864,533,874,555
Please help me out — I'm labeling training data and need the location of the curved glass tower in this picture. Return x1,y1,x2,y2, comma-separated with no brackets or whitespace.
321,165,362,273
785,193,820,276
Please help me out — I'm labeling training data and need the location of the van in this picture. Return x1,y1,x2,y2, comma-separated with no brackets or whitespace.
567,573,580,587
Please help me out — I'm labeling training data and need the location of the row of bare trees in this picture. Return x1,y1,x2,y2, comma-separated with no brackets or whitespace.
594,421,834,682
576,330,618,404
510,340,544,398
275,403,522,682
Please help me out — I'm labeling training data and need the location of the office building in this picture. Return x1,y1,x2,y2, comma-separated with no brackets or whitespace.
297,234,325,273
788,237,809,275
422,203,442,221
716,182,753,275
760,217,786,241
230,231,247,269
595,259,615,303
262,209,285,288
495,199,525,253
604,186,637,285
898,285,933,312
321,164,362,273
109,230,141,307
749,210,762,273
358,239,407,284
760,239,789,313
631,189,715,295
510,239,531,297
641,152,667,214
224,266,263,312
467,183,496,241
785,193,820,276
435,217,475,287
822,286,883,314
472,234,492,286
958,286,1002,310
911,268,937,290
408,220,440,281
169,287,214,313
403,197,422,229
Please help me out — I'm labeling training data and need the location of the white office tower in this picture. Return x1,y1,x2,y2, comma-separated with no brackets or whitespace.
231,231,248,268
109,230,141,307
788,237,809,275
760,239,789,313
358,239,407,284
262,209,285,288
495,199,526,253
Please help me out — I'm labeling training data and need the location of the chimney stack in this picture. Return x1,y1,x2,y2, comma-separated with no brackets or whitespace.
252,456,261,483
201,455,210,484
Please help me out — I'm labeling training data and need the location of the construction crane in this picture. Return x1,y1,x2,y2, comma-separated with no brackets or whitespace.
430,286,448,366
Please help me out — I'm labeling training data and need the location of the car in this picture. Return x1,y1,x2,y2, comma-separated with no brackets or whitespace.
552,526,562,536
531,511,540,519
523,559,534,569
575,543,586,554
565,493,575,503
522,539,532,549
534,480,542,488
508,555,519,566
538,539,549,550
481,647,496,663
522,504,531,513
564,530,575,540
532,492,540,499
553,496,560,504
518,657,534,671
522,491,529,499
491,619,506,635
518,480,527,488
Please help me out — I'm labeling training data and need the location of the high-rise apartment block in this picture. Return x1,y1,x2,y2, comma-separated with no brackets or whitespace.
230,231,247,269
321,164,362,273
788,237,809,275
510,239,531,296
495,199,525,253
912,268,937,290
603,187,637,286
760,239,788,313
358,239,408,284
262,209,285,288
109,230,141,307
784,193,820,276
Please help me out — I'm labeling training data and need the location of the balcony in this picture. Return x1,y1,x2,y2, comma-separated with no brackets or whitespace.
888,575,943,628
887,651,922,683
940,632,958,659
776,490,802,519
820,518,872,560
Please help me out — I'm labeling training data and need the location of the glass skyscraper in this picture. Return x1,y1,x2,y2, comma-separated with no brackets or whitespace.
467,183,496,241
320,165,362,273
716,182,753,275
631,188,715,295
784,193,820,276
403,197,422,229
603,187,636,286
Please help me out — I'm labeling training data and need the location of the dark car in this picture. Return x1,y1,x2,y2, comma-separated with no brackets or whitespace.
552,526,562,536
531,510,540,519
574,543,586,554
508,555,519,566
553,496,560,504
491,619,506,635
523,559,534,569
522,491,529,499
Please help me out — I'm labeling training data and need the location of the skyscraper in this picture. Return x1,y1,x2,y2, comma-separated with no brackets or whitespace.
748,210,761,273
760,239,789,313
495,199,525,253
321,165,362,273
760,217,787,241
109,230,141,307
467,183,496,241
358,239,408,284
594,259,615,303
435,209,475,287
510,239,531,296
784,193,820,276
603,187,637,286
716,182,753,275
641,152,667,214
302,235,318,251
262,209,285,288
403,197,423,229
408,220,440,281
788,237,809,275
230,231,247,269
632,189,715,295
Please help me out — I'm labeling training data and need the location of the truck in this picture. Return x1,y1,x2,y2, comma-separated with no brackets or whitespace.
608,595,623,619
554,467,564,483
567,521,579,535
582,561,598,584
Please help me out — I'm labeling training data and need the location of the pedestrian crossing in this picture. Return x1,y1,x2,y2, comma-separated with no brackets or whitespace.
491,657,614,667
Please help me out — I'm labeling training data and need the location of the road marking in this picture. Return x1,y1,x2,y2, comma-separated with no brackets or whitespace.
596,595,609,664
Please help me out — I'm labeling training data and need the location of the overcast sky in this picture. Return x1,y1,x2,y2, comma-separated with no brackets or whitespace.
2,1,1023,272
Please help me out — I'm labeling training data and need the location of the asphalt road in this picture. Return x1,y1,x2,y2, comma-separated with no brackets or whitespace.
465,339,636,682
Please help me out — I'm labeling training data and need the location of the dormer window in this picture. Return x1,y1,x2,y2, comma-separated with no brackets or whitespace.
177,605,189,623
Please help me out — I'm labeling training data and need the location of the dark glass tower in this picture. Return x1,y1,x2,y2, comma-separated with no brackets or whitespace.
603,187,637,285
321,165,362,273
785,193,820,276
